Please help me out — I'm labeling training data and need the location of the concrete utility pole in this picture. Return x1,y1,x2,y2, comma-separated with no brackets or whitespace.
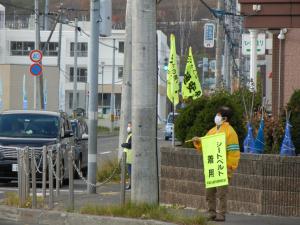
101,62,105,115
215,0,224,89
118,0,132,159
34,0,40,110
44,0,49,30
57,1,63,69
110,38,116,131
224,0,231,91
249,29,258,92
87,0,100,194
73,17,79,111
131,0,158,204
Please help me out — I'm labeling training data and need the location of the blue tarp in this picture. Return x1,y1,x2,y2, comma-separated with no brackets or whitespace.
252,118,265,154
243,122,255,153
280,121,296,156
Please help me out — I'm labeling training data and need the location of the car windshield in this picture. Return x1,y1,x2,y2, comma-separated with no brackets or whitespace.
167,114,178,123
0,114,59,138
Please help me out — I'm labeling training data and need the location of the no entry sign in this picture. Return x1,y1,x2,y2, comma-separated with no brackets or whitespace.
29,50,43,63
30,63,43,77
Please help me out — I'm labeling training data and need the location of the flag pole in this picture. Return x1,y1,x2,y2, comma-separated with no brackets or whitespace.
172,100,175,147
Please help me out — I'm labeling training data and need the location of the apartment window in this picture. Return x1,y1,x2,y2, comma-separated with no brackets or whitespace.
70,42,88,57
70,67,87,83
10,41,34,56
118,66,123,79
41,42,58,56
118,41,124,53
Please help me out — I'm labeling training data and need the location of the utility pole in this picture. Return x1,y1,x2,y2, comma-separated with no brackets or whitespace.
215,0,224,89
118,0,132,159
34,0,40,110
101,62,105,115
131,0,158,204
44,0,49,30
87,0,100,194
110,38,116,131
224,0,230,91
57,1,63,69
73,17,79,111
249,29,258,92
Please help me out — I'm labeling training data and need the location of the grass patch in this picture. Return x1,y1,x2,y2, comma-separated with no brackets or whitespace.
96,159,122,182
80,203,207,225
3,192,44,208
97,126,110,133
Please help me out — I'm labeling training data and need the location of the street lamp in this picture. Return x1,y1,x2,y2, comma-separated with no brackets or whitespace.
277,28,287,116
101,61,105,116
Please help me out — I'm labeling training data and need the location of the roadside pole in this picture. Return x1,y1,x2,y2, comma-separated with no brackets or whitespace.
34,0,40,110
131,0,158,204
73,17,79,111
44,0,49,30
215,0,224,89
118,0,132,159
57,1,63,69
87,0,100,194
110,38,116,132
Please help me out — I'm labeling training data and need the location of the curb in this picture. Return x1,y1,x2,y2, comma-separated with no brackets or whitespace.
0,205,175,225
97,132,119,138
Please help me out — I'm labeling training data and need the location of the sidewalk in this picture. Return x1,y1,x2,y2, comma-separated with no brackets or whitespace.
52,182,299,225
0,182,299,225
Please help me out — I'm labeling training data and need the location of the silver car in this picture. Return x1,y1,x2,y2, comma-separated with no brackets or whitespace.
164,112,179,141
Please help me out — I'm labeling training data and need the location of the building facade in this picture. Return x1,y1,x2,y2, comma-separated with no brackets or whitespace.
239,0,300,117
0,6,170,122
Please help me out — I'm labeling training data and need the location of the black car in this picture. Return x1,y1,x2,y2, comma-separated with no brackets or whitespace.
0,110,74,183
71,118,88,177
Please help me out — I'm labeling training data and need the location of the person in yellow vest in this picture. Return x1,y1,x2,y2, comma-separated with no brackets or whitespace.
192,106,240,222
121,122,132,190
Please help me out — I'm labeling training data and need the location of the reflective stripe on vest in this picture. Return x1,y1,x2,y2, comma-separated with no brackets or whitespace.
124,133,132,164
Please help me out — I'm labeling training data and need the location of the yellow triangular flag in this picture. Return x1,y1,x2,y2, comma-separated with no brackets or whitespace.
167,34,180,106
182,47,203,100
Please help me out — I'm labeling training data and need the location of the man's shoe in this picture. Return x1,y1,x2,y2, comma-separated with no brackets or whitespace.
125,185,131,190
214,213,225,222
207,211,216,221
207,214,216,221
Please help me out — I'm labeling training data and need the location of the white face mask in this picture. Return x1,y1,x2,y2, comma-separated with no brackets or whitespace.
214,115,223,126
127,127,132,133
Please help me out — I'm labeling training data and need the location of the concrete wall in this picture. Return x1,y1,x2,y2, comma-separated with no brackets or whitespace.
160,147,300,217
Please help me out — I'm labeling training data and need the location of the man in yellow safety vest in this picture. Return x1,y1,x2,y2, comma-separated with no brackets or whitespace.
192,106,240,222
121,122,132,190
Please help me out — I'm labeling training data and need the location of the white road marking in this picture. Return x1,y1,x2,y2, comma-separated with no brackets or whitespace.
99,151,112,155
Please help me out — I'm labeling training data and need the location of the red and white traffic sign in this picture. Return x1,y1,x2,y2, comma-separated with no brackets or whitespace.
29,50,43,63
30,63,43,77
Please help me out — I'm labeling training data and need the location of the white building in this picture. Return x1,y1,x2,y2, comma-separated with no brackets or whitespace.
0,5,170,122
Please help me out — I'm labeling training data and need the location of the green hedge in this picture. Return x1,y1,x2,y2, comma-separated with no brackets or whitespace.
287,90,300,155
176,91,246,148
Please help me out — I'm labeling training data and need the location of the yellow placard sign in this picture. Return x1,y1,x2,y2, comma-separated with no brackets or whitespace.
201,133,228,188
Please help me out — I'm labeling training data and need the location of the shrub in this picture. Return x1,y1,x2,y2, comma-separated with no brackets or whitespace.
287,90,300,155
175,91,246,147
251,111,284,154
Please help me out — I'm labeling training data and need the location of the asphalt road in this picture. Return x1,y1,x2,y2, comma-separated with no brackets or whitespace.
0,131,174,199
